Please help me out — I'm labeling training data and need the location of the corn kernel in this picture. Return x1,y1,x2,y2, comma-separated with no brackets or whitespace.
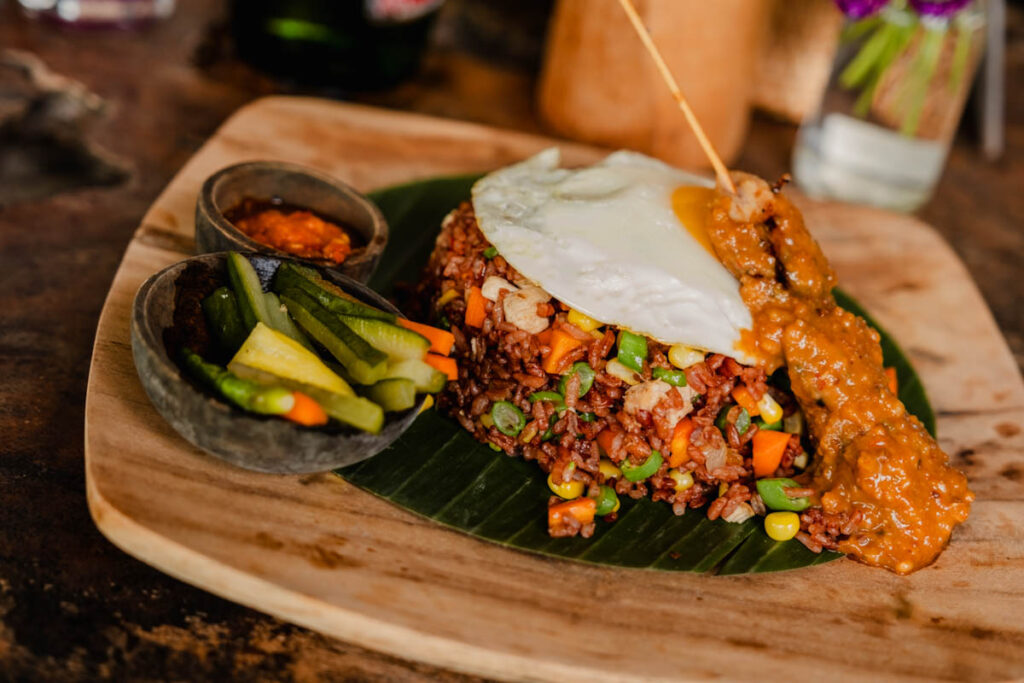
418,394,434,414
719,482,729,497
598,459,622,480
590,329,605,341
758,393,783,424
764,511,800,541
548,472,585,499
668,469,694,492
668,344,705,370
567,308,602,332
479,413,494,429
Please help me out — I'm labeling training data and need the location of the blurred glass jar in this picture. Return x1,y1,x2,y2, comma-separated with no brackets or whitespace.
793,0,987,212
230,0,444,91
18,0,175,27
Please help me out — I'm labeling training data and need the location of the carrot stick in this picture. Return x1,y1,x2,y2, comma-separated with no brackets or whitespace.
548,497,597,528
398,318,455,356
464,286,487,328
425,353,458,381
884,367,898,394
282,391,328,427
752,430,791,478
731,385,760,417
542,328,583,374
668,418,695,467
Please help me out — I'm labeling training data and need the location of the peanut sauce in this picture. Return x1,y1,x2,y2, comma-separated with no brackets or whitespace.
706,173,973,574
226,197,359,265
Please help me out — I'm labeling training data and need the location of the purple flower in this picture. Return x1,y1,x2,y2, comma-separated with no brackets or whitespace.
835,0,890,18
908,0,972,17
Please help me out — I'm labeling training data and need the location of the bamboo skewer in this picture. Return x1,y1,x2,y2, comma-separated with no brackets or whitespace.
616,0,737,195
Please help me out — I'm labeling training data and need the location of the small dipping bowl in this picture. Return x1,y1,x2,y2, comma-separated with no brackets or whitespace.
196,161,387,283
131,252,423,474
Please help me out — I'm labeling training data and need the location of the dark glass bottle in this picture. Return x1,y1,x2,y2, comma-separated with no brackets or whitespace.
230,0,443,91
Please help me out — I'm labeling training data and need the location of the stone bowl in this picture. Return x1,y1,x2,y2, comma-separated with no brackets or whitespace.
130,252,423,474
195,161,387,283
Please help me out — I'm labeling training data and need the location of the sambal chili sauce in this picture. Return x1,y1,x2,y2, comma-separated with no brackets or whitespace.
706,172,973,574
225,197,361,265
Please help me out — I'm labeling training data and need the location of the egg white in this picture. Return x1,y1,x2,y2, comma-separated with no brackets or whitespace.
470,148,754,363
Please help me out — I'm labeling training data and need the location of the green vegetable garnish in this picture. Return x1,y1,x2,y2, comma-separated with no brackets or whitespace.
529,391,566,408
620,450,663,482
491,401,525,437
755,417,783,431
558,361,596,398
541,413,559,442
616,330,648,373
652,366,687,387
482,246,498,259
715,406,750,436
180,348,294,415
202,287,248,357
593,485,619,516
756,478,812,511
735,408,751,435
578,411,596,423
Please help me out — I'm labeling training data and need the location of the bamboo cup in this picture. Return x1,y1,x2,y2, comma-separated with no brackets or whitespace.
538,0,772,170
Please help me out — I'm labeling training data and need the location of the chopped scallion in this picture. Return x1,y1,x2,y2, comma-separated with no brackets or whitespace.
652,366,687,387
620,450,663,482
616,330,648,373
490,401,525,437
558,361,596,398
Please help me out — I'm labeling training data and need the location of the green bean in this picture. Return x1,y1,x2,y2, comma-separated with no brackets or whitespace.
621,450,663,482
491,401,525,437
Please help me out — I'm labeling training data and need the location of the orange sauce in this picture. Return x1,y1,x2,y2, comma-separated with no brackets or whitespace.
226,198,356,265
670,186,716,255
705,174,973,574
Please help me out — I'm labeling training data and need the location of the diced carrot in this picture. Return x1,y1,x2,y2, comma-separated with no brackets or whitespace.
464,286,487,328
731,385,760,417
398,318,455,356
425,353,458,381
668,418,695,468
884,367,898,394
596,429,617,457
536,329,553,346
542,328,583,374
752,430,791,478
282,391,328,427
548,497,597,528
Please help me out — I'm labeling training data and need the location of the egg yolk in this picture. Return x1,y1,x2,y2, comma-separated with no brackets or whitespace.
671,186,716,256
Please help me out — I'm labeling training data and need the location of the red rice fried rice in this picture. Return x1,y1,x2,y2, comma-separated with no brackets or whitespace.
415,202,847,550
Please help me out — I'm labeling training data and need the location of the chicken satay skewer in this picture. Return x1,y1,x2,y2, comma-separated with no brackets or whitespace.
616,0,737,195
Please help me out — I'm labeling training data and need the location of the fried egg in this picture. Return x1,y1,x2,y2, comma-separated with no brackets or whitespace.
471,148,754,363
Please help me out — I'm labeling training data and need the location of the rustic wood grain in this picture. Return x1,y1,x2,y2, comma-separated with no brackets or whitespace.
85,97,1024,681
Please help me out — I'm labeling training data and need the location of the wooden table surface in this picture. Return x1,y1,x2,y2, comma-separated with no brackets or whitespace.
1,0,1021,679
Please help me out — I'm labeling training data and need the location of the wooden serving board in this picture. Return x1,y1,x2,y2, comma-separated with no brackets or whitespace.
85,97,1024,681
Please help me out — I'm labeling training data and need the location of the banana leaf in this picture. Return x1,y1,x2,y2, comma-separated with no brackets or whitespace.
337,174,935,575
